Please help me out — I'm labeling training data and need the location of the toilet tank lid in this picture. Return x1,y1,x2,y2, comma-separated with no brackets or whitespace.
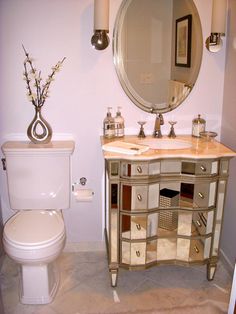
2,141,75,155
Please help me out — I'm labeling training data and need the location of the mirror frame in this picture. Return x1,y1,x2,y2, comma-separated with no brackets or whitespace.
113,0,203,114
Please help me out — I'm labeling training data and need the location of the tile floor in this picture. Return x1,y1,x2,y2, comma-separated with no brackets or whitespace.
0,251,233,314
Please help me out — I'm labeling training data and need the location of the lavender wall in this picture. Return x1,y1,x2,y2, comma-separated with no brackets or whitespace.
0,0,228,250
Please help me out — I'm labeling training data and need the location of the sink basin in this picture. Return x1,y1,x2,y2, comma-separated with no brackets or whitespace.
139,138,192,150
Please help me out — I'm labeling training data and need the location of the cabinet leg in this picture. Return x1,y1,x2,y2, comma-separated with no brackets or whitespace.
207,263,217,281
110,269,118,287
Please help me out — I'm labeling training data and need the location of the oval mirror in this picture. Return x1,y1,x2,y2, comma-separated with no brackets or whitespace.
113,0,203,114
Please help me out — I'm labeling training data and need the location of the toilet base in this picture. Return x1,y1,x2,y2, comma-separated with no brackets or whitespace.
19,261,60,304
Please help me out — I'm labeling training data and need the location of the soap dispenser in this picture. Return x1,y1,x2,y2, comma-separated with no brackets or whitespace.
114,106,125,137
103,107,115,138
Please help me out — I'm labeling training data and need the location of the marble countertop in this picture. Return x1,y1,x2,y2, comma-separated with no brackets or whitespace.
101,135,236,160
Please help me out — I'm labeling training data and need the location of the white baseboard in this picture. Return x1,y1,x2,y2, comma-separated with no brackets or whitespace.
63,241,106,253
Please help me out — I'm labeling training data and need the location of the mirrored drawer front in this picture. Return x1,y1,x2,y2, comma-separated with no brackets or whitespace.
180,181,217,208
182,160,218,176
192,211,214,236
176,238,211,262
121,183,159,211
121,214,147,240
121,213,158,240
121,161,160,178
121,241,146,265
121,240,157,265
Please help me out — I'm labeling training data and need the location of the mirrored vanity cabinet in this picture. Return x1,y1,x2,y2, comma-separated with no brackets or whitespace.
101,136,236,287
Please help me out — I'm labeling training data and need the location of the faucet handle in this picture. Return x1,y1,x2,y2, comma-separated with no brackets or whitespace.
159,113,164,125
137,121,146,138
168,121,177,138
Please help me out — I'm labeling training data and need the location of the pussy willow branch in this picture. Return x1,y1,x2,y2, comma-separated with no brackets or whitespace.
22,44,40,106
40,57,66,107
22,44,66,107
23,61,37,107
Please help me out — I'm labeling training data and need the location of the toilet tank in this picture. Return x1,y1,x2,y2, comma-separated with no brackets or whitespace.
2,141,75,210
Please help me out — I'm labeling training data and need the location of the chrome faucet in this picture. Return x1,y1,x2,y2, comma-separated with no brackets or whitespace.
153,113,164,138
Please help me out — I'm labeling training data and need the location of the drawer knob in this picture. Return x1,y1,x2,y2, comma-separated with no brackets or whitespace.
200,165,206,172
196,220,202,227
198,192,205,199
194,245,200,253
136,224,141,230
136,251,140,257
137,166,142,174
137,194,142,201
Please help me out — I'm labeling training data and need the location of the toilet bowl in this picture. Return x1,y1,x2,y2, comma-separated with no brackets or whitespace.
1,140,75,304
3,210,66,304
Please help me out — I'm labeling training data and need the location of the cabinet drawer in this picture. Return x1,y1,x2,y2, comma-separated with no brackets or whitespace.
121,162,148,177
121,241,146,265
121,214,147,239
176,237,211,261
180,181,217,208
122,183,159,211
192,211,214,235
121,213,159,240
131,242,146,265
131,185,148,210
121,161,160,178
194,182,216,207
196,161,218,175
182,160,218,176
190,238,212,260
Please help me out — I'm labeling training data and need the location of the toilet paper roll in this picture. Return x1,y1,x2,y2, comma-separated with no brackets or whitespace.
74,189,94,202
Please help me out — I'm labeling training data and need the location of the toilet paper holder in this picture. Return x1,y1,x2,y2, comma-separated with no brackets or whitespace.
72,177,87,191
72,177,94,202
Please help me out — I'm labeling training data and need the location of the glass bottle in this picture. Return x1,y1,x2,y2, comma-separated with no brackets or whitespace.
103,107,115,138
114,106,125,137
192,114,206,137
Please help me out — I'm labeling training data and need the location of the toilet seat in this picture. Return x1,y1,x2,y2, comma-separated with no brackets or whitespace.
4,210,65,248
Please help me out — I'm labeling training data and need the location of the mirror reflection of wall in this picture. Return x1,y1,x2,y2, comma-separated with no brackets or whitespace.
114,0,203,113
123,0,173,105
171,0,202,86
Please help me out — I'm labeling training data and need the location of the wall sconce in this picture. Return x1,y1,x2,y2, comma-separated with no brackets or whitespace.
206,0,227,52
91,0,110,50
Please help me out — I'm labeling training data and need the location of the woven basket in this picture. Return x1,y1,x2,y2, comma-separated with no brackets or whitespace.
159,188,179,231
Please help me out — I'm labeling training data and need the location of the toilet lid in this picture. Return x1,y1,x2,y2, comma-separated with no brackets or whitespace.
4,210,65,246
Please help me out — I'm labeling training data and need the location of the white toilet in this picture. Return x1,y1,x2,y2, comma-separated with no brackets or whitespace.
1,140,74,305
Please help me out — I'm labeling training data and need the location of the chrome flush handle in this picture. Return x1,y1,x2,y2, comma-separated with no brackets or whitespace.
1,158,6,171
